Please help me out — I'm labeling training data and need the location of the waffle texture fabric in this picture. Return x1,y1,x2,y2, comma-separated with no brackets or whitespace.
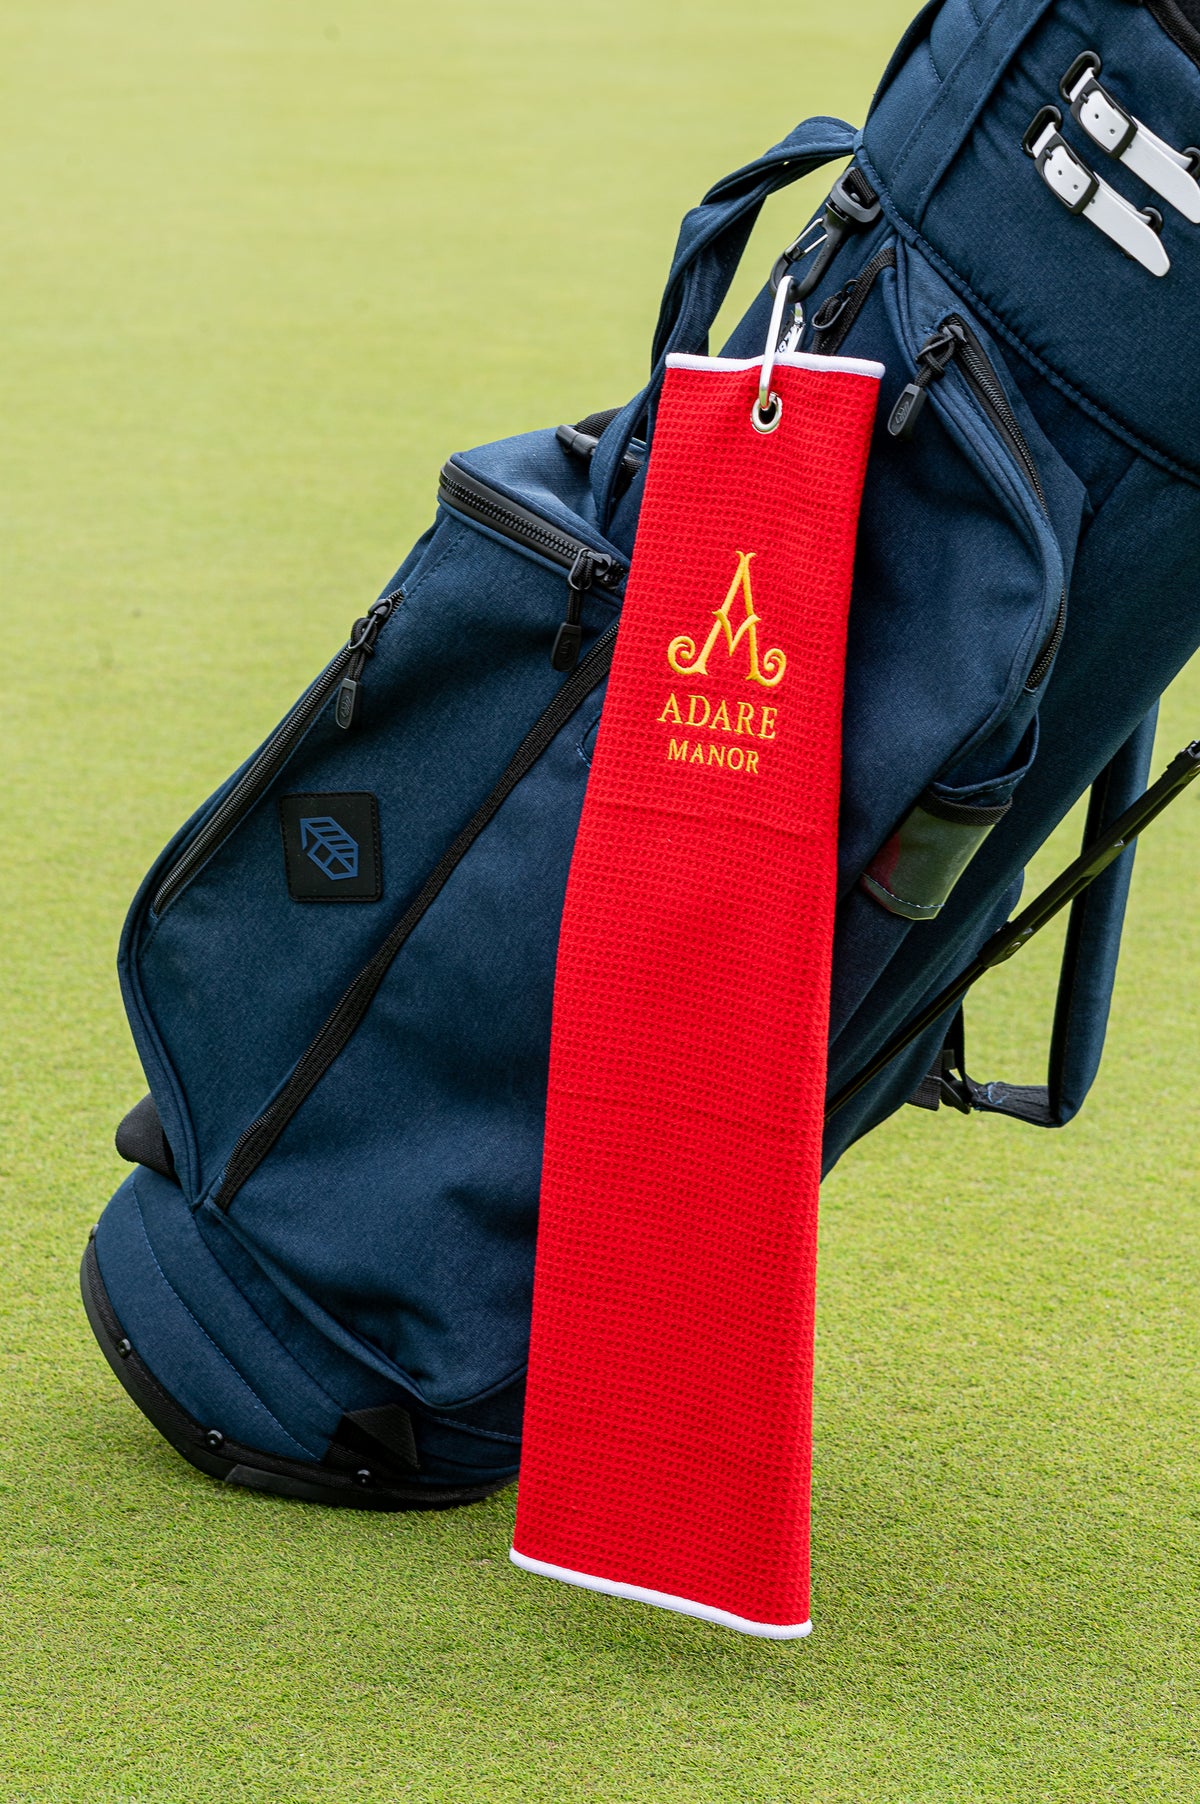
511,350,883,1637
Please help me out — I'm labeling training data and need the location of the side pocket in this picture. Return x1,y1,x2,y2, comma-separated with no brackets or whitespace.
862,718,1038,920
808,236,1085,898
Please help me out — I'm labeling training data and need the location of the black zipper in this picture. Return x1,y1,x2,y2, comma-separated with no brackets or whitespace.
214,618,621,1211
888,315,1066,691
810,244,897,357
1024,588,1067,692
439,463,623,588
333,594,401,731
942,318,1066,687
888,315,1047,511
950,318,1048,510
151,591,403,918
440,462,623,673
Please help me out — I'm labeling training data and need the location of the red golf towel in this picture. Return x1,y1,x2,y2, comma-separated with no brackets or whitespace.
512,348,882,1636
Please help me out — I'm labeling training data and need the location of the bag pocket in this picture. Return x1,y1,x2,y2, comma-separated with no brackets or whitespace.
121,451,625,1201
861,716,1038,920
806,233,1086,907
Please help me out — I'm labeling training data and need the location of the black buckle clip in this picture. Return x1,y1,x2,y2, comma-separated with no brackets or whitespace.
770,165,882,299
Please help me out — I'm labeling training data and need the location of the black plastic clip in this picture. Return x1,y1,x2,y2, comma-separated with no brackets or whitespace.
770,165,882,299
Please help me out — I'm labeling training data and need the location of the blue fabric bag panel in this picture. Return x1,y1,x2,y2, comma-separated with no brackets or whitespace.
863,0,1200,475
121,492,622,1205
202,693,602,1410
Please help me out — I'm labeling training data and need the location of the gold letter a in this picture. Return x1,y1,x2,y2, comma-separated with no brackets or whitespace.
666,552,786,688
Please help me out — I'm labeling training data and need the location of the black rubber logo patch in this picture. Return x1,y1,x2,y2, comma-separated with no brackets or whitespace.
279,793,381,901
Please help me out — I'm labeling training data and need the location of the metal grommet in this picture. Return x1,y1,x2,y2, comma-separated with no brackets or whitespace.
354,1467,373,1487
115,1337,132,1358
205,1428,225,1450
751,393,783,434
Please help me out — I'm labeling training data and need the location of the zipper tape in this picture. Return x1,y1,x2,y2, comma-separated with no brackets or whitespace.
886,313,1064,691
151,633,377,919
439,464,623,584
810,245,897,358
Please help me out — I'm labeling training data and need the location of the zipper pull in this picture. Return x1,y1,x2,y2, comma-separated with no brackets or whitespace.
887,323,964,440
336,591,400,730
551,549,615,673
809,280,854,345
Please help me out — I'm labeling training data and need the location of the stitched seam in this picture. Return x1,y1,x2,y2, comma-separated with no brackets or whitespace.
577,706,604,767
891,4,1005,186
425,1414,521,1446
862,872,942,916
130,1183,317,1458
892,0,1052,197
194,1204,353,1419
860,157,1200,486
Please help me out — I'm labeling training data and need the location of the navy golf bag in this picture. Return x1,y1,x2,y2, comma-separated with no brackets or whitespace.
84,0,1200,1506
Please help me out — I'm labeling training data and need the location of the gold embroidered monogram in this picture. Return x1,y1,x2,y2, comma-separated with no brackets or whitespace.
666,551,786,688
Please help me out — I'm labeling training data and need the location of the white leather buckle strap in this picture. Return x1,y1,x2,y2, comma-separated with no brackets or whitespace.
1062,52,1200,225
1024,108,1171,278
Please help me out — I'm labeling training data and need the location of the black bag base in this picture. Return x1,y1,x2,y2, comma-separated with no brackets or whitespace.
80,1239,512,1513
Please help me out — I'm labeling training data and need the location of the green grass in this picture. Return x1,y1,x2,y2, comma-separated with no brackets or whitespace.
1,2,1197,1798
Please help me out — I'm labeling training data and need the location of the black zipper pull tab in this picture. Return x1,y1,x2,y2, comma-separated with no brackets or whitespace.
888,323,964,440
336,591,400,730
809,280,854,346
551,549,614,673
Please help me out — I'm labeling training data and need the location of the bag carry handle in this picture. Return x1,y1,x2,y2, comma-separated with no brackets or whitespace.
589,116,858,532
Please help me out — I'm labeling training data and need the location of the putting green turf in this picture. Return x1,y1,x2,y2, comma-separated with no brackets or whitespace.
1,2,1197,1798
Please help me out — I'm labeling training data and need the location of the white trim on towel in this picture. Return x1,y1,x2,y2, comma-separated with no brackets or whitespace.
510,1548,813,1640
666,349,884,381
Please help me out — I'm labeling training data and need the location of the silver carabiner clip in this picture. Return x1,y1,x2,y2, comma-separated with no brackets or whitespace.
755,274,797,432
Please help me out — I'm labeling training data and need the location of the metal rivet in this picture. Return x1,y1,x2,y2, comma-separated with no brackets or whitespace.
354,1467,373,1487
205,1429,225,1450
115,1338,132,1358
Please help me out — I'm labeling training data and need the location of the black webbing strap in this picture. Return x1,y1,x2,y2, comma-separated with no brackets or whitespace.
912,708,1162,1127
828,735,1200,1124
906,1004,1061,1125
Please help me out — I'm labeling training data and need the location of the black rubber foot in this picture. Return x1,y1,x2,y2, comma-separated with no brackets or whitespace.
80,1238,511,1511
